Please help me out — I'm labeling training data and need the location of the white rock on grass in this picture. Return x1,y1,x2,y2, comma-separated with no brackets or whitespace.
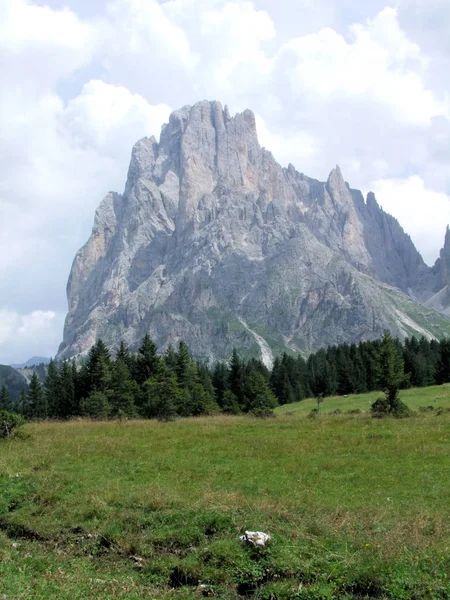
240,531,271,547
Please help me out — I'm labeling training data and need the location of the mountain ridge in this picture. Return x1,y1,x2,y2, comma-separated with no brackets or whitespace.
57,100,450,363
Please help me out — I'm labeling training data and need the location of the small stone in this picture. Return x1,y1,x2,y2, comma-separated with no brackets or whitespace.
240,531,271,547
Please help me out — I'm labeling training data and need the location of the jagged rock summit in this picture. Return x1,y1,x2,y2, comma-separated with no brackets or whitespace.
57,100,450,364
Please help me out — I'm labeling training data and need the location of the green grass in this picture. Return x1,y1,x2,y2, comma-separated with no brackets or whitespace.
2,394,450,598
276,384,450,416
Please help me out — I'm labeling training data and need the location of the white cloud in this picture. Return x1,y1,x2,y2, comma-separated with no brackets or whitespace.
371,176,450,265
61,80,171,158
199,2,275,90
1,0,450,362
255,114,319,165
0,0,101,89
105,0,198,70
0,309,65,364
279,7,446,126
0,76,171,339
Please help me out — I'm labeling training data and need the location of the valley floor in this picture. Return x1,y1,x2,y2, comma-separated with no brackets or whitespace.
1,386,450,598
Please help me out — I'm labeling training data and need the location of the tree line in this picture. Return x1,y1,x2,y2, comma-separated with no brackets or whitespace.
0,333,449,420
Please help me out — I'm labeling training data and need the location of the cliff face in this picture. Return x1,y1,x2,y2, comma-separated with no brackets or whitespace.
425,227,450,316
57,100,450,364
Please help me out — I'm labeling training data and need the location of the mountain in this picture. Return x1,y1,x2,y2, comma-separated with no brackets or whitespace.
0,365,28,400
11,356,50,369
57,100,450,364
424,227,450,316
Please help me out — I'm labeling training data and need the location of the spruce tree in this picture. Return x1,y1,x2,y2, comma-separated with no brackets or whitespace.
28,372,47,419
142,363,179,421
0,385,12,412
372,332,408,416
175,340,193,388
212,362,229,408
136,334,160,384
437,339,450,384
82,391,110,419
80,339,112,398
44,359,60,418
109,357,138,417
18,388,30,418
229,349,246,408
59,360,77,418
244,371,278,416
164,344,178,370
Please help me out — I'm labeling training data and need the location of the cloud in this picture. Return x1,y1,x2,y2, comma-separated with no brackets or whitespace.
0,0,100,90
0,309,65,364
255,114,319,165
1,0,449,362
371,176,450,265
0,78,171,294
199,2,276,91
278,7,446,126
61,80,171,158
105,0,198,70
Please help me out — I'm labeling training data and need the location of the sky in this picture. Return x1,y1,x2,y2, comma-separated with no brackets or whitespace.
0,0,449,364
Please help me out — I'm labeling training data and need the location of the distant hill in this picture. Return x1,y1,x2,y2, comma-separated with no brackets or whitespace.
11,356,50,369
0,365,28,401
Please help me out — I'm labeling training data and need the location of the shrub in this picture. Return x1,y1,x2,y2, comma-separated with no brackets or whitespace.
371,397,410,418
0,410,24,439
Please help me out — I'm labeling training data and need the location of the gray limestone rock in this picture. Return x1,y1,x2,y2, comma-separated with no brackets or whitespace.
57,100,450,363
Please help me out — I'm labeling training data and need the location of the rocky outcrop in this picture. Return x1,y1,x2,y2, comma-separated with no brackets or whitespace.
424,227,450,315
57,100,450,363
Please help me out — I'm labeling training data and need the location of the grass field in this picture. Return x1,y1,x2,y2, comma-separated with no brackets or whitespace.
1,386,450,598
276,384,450,416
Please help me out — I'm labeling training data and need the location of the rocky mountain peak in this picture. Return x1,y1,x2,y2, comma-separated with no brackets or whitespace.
436,225,450,288
444,225,450,250
57,101,450,362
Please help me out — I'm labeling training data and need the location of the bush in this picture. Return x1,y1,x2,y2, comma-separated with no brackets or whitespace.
251,407,276,418
371,396,410,418
0,410,24,439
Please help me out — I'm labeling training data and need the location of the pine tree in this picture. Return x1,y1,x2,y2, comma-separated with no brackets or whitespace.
71,359,81,410
221,390,241,414
437,339,450,384
44,359,60,418
229,349,246,408
58,360,77,418
308,350,337,398
28,372,47,419
372,332,408,416
80,339,112,398
212,362,229,408
175,340,193,388
116,341,130,363
135,334,160,385
0,385,12,412
142,363,179,421
109,357,138,417
244,371,278,416
82,391,110,419
164,344,178,370
18,388,30,418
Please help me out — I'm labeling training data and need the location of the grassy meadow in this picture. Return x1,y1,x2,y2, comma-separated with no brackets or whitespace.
276,384,450,416
1,386,450,598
